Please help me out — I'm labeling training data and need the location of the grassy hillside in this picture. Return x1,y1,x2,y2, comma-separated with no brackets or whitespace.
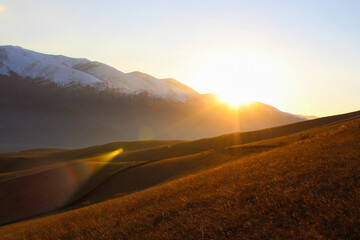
69,109,360,207
0,110,359,227
1,113,359,239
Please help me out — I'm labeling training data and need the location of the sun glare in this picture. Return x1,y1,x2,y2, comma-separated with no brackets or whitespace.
218,91,253,107
190,50,285,107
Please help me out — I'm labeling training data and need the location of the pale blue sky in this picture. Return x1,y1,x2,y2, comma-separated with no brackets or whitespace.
1,0,360,116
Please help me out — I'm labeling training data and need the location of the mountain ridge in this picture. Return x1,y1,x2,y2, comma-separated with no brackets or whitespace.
0,45,199,102
0,46,306,152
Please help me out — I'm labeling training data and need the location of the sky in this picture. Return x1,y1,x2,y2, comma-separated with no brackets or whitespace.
1,0,360,117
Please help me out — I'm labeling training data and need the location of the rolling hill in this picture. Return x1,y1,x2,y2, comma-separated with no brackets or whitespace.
0,109,359,239
0,110,359,227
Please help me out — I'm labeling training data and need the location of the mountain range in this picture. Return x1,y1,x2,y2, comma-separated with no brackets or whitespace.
0,46,306,152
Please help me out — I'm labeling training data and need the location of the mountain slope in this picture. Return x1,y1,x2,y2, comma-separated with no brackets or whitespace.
0,45,199,101
0,46,306,152
1,112,359,239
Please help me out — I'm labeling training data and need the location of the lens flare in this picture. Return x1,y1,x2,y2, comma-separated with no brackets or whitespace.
99,148,124,162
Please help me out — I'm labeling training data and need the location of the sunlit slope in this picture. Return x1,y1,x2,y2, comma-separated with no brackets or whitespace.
2,115,359,239
71,109,360,206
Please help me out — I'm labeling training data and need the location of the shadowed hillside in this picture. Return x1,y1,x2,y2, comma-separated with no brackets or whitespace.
0,112,359,239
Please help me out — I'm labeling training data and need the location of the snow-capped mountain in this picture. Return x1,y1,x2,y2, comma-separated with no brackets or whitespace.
0,45,199,101
0,45,306,153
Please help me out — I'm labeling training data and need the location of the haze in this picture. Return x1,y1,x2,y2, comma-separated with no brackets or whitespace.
1,0,360,116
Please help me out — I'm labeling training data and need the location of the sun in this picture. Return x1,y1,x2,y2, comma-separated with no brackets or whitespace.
217,90,253,107
189,50,285,107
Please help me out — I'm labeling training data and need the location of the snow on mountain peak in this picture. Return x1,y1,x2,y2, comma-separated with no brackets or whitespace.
0,46,199,101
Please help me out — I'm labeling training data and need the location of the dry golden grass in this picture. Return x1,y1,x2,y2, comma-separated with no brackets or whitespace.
1,118,359,239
